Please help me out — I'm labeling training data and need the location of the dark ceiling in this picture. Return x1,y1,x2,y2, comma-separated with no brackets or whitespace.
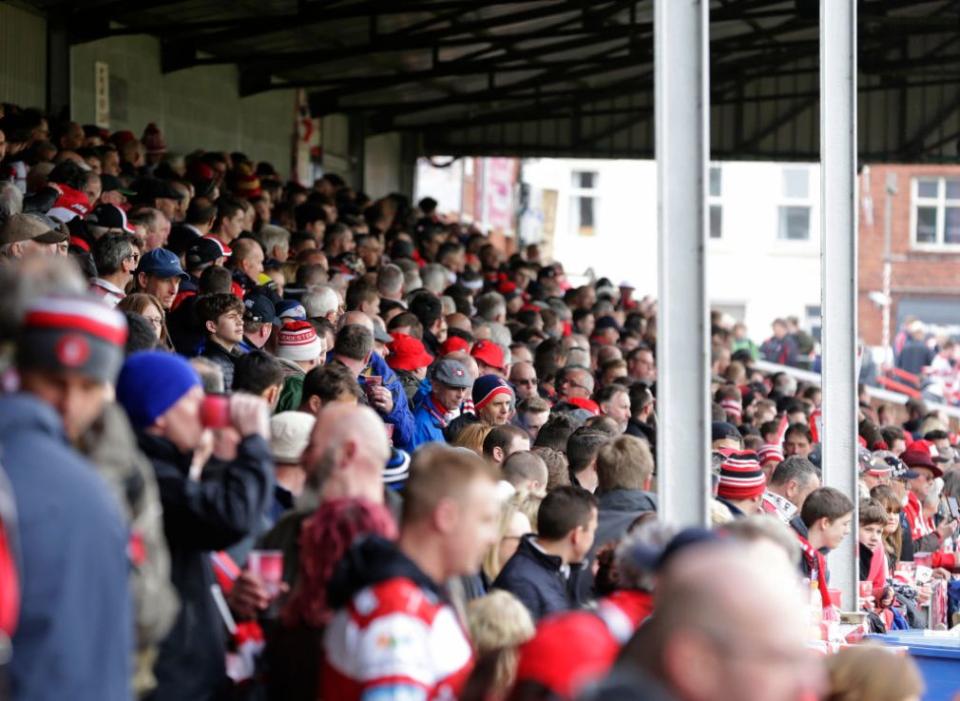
19,0,960,160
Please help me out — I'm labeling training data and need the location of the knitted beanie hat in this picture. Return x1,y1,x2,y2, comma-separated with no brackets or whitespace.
116,351,201,428
277,321,323,363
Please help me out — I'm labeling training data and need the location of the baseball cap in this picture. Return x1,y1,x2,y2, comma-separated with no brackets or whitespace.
130,177,184,203
99,174,136,196
471,339,506,371
387,333,434,372
137,248,189,280
712,421,742,443
0,213,69,245
88,204,135,234
243,293,279,325
432,357,473,389
185,237,224,270
276,300,307,321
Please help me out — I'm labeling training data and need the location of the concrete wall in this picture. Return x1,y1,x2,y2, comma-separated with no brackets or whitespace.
0,3,46,108
70,35,295,173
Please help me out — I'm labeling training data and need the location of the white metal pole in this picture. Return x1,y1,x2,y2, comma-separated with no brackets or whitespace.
655,0,710,527
820,0,859,607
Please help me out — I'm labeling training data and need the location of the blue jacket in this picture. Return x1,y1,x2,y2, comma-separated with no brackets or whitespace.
493,534,584,621
411,401,447,448
0,394,132,701
363,352,415,452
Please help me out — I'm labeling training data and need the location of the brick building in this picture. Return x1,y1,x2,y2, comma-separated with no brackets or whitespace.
859,164,960,348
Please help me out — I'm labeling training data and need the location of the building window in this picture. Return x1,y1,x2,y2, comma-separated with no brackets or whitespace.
570,170,598,236
777,167,811,241
709,165,722,239
912,177,960,247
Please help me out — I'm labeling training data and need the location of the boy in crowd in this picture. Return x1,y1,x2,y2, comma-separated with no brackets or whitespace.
195,292,246,390
859,498,889,590
798,487,854,612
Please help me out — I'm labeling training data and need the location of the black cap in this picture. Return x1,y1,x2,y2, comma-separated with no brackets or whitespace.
595,316,623,333
99,174,136,196
185,236,224,270
243,293,279,325
711,421,741,443
130,177,184,204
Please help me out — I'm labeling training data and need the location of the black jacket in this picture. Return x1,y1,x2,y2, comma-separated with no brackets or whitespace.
139,431,272,701
493,534,583,621
200,340,242,391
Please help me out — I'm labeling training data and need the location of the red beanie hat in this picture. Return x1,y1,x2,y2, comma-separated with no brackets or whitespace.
717,451,766,500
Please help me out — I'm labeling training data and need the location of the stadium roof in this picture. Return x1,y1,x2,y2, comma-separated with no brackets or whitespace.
23,0,960,161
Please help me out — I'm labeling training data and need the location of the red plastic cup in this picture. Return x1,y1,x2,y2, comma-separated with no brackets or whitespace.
858,581,874,599
199,394,231,429
914,552,933,568
828,588,843,609
247,550,283,597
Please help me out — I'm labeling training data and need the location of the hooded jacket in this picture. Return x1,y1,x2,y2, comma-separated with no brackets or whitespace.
322,536,474,701
138,430,272,701
0,394,132,701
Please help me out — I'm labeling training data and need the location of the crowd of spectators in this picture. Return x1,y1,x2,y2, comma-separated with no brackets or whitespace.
0,105,951,701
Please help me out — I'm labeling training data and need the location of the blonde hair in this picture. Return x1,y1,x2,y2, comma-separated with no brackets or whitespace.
516,490,542,531
452,422,494,456
482,494,526,582
466,590,535,698
825,645,923,701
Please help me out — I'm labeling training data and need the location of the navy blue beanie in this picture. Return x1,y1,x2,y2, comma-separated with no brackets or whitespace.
117,351,201,429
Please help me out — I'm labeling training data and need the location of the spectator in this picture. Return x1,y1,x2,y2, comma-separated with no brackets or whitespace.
901,445,955,552
798,487,854,612
896,320,933,377
501,450,548,496
195,292,245,390
386,332,433,402
323,445,499,700
859,498,889,595
593,543,820,701
412,357,473,446
596,384,631,433
760,317,798,366
274,320,326,411
474,374,515,426
90,233,137,306
515,395,551,439
760,456,820,523
0,295,133,700
118,291,172,349
567,427,608,492
715,451,767,519
465,590,535,701
509,360,538,401
135,247,188,311
711,420,742,451
297,362,363,416
239,292,279,352
783,422,814,458
825,645,922,701
493,485,598,621
592,436,657,553
116,351,273,699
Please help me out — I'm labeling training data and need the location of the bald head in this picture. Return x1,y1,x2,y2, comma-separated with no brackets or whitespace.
620,544,819,701
303,403,390,503
447,312,471,332
339,309,374,332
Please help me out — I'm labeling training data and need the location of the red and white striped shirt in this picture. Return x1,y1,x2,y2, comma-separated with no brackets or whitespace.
323,577,473,701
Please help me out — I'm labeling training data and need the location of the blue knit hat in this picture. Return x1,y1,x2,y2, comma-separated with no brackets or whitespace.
117,351,201,428
383,448,411,491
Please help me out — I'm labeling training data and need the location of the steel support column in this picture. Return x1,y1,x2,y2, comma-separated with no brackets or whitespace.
820,0,859,607
655,0,710,527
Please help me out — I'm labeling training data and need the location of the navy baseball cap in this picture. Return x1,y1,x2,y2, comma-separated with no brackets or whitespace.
137,248,188,279
243,293,279,325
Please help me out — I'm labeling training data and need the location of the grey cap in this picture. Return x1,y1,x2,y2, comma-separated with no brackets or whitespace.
432,357,473,389
372,324,393,344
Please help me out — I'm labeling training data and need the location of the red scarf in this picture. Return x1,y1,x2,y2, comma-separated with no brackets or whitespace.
796,532,831,613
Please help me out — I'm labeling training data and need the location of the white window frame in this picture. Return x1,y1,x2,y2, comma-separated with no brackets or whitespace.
569,170,599,237
910,176,960,250
776,166,813,242
709,164,723,239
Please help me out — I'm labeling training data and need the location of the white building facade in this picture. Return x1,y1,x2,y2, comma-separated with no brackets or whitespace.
519,159,823,339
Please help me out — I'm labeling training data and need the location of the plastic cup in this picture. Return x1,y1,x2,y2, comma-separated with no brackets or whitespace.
247,550,283,597
199,394,231,429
